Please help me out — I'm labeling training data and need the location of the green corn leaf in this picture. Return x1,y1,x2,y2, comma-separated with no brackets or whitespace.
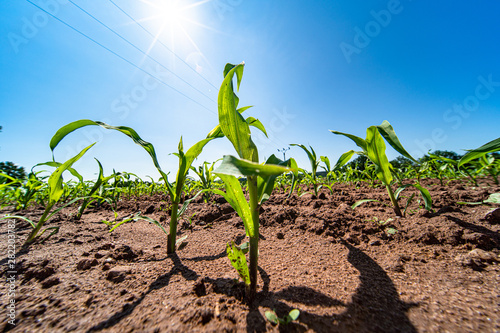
395,184,413,199
109,213,168,234
175,137,215,200
214,155,291,178
218,63,258,162
429,153,458,164
239,241,249,254
288,309,300,322
396,183,433,212
0,173,19,188
376,120,417,162
226,241,251,286
1,215,36,228
458,137,500,167
212,176,254,237
290,144,318,168
32,161,84,183
257,155,291,205
206,106,253,139
365,126,392,186
49,119,173,196
457,201,483,205
48,143,95,205
178,189,212,217
265,311,279,325
320,156,331,172
245,117,268,138
288,157,299,197
413,183,433,211
484,193,500,204
88,159,104,196
330,130,367,152
352,199,382,209
334,150,356,170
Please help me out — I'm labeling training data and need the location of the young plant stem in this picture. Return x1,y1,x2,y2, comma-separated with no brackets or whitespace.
247,176,259,298
167,201,179,254
385,184,402,217
25,203,54,244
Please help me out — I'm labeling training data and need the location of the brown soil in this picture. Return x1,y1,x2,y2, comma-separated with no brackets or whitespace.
1,179,499,332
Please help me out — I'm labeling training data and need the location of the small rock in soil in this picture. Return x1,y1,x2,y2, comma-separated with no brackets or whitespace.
98,243,114,250
112,245,141,261
77,259,98,270
454,249,497,270
276,232,284,239
41,276,60,288
484,208,500,224
468,248,499,263
24,265,56,282
94,251,106,259
462,232,494,249
105,257,116,264
107,265,132,283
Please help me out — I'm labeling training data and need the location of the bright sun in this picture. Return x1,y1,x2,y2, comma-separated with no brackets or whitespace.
138,0,210,45
135,0,214,68
148,0,185,29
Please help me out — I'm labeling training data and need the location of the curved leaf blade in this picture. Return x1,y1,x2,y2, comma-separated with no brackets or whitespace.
212,176,254,237
458,137,500,167
50,119,172,196
330,130,367,152
334,150,356,170
376,120,417,162
214,155,291,178
49,143,95,204
352,199,381,209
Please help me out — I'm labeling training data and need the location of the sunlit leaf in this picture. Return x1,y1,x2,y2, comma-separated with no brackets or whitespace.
459,137,500,167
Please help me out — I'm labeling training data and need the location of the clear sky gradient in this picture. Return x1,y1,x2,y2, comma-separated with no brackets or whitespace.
1,0,499,180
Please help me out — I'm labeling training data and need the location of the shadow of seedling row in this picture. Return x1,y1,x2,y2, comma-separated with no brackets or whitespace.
86,241,418,333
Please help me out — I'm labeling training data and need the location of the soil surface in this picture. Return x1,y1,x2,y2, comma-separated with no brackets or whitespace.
1,179,500,332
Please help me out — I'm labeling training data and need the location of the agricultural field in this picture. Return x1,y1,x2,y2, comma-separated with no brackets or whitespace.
1,63,500,332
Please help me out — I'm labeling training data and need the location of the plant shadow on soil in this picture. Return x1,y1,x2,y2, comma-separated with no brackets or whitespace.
86,253,199,332
240,241,418,333
84,238,418,333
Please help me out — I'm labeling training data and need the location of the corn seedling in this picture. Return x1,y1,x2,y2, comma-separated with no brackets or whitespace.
11,172,46,211
265,309,300,326
3,143,95,244
331,121,431,216
49,121,215,253
190,159,221,202
209,62,293,298
290,144,322,196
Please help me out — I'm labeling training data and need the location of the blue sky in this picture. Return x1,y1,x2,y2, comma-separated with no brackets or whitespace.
1,0,499,180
